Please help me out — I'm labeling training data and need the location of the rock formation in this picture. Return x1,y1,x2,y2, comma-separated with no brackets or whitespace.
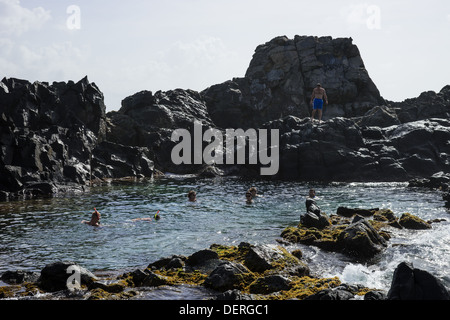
202,35,384,129
1,34,450,199
0,76,154,200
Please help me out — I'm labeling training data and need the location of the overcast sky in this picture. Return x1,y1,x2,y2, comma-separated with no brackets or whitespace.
1,0,449,111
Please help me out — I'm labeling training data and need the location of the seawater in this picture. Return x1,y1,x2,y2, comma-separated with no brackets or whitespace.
0,176,449,294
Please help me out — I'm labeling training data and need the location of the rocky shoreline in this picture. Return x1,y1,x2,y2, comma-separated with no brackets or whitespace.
1,205,449,300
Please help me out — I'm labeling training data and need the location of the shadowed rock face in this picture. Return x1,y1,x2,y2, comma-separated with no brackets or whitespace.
202,35,384,129
0,76,154,200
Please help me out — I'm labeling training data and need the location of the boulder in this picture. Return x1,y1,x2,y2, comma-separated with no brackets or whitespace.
337,220,387,259
300,211,331,229
241,243,286,273
214,289,253,300
0,270,40,284
38,261,97,292
248,275,291,294
203,261,252,292
336,207,379,218
387,262,450,300
398,213,431,230
202,35,384,128
304,288,354,300
364,290,387,300
185,249,223,275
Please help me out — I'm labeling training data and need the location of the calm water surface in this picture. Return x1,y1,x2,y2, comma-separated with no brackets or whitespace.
0,176,449,293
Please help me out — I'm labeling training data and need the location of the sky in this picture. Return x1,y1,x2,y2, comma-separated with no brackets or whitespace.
1,0,449,112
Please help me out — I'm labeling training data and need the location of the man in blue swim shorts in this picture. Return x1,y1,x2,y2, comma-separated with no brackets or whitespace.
310,83,328,123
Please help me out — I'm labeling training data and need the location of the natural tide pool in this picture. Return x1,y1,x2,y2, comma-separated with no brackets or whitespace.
0,176,449,293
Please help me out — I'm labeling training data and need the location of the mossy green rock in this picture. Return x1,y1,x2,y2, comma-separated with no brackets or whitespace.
399,213,431,230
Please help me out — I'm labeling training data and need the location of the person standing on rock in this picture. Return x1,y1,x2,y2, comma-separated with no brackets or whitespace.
310,83,328,122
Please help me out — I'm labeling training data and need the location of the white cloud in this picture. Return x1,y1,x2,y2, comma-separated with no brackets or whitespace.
0,0,51,36
0,40,90,83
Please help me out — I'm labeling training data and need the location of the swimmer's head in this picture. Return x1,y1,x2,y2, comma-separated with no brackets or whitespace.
188,190,196,201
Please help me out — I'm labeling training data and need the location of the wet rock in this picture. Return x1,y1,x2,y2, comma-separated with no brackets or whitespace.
387,262,450,300
141,271,171,287
300,211,331,229
398,213,431,230
0,270,40,285
89,280,125,293
214,289,253,300
147,255,187,270
304,288,354,300
203,261,252,292
249,275,291,294
241,243,286,273
337,207,379,217
337,220,387,259
364,290,387,300
185,249,222,275
38,261,97,292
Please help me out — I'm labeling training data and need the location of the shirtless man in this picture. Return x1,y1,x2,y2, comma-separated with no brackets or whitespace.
310,83,328,122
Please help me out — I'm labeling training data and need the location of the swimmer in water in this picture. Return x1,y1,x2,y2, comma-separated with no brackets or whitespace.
187,190,197,202
245,191,253,204
132,211,161,222
248,187,258,199
82,208,101,227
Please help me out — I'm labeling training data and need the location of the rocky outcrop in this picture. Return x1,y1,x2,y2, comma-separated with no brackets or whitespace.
106,89,215,174
0,77,154,200
1,34,450,198
387,262,450,300
202,35,384,129
265,116,450,181
38,261,97,292
281,208,436,260
3,245,447,300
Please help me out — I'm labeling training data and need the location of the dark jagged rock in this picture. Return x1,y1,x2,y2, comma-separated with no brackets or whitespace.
37,261,96,292
202,35,384,129
203,261,251,292
337,220,387,259
264,116,450,181
214,289,253,300
0,270,40,285
106,89,215,174
248,275,291,294
387,262,450,300
389,85,450,123
0,77,154,201
337,207,379,217
398,212,432,230
303,288,354,300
